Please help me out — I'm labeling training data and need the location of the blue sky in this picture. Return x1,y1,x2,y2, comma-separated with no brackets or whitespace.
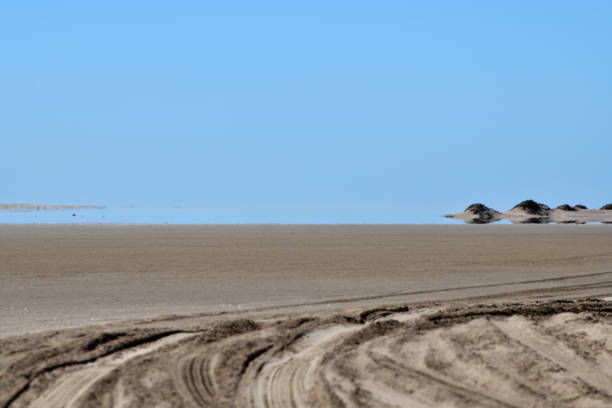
2,2,611,221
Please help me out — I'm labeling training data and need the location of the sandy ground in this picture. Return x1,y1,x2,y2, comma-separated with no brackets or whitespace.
3,300,612,408
2,224,612,407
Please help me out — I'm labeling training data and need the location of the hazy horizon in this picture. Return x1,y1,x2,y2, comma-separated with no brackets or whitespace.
3,2,611,223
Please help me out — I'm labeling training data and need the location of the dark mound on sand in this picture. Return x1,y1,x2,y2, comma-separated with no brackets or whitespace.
601,204,612,210
556,204,577,212
574,204,588,210
464,203,500,222
511,200,551,216
465,203,497,215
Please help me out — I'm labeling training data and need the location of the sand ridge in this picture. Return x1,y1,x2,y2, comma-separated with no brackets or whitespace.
2,300,612,407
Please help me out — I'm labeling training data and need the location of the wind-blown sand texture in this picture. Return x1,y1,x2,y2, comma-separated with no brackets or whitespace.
3,300,612,407
2,224,612,407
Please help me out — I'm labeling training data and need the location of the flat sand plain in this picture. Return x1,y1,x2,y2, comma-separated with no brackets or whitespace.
2,224,612,407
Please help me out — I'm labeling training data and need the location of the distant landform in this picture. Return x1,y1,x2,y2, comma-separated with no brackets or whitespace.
446,200,612,224
0,203,107,211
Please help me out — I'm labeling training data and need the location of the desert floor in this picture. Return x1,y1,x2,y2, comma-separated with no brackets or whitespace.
2,224,612,407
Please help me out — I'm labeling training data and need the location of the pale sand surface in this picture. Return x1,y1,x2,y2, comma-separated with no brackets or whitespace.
2,224,612,337
2,224,612,407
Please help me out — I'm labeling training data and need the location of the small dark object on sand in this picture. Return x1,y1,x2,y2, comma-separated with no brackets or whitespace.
556,204,577,212
601,204,612,210
574,204,587,210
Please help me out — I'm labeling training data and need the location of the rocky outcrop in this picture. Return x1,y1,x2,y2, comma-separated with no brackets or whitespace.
444,203,501,224
510,200,551,216
465,203,498,217
463,203,501,223
446,201,612,224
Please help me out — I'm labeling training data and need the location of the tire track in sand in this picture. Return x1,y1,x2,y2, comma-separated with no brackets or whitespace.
28,333,195,408
242,325,360,408
492,317,612,393
5,300,612,408
173,349,221,407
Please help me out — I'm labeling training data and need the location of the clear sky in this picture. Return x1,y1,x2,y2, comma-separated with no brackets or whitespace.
2,2,611,222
